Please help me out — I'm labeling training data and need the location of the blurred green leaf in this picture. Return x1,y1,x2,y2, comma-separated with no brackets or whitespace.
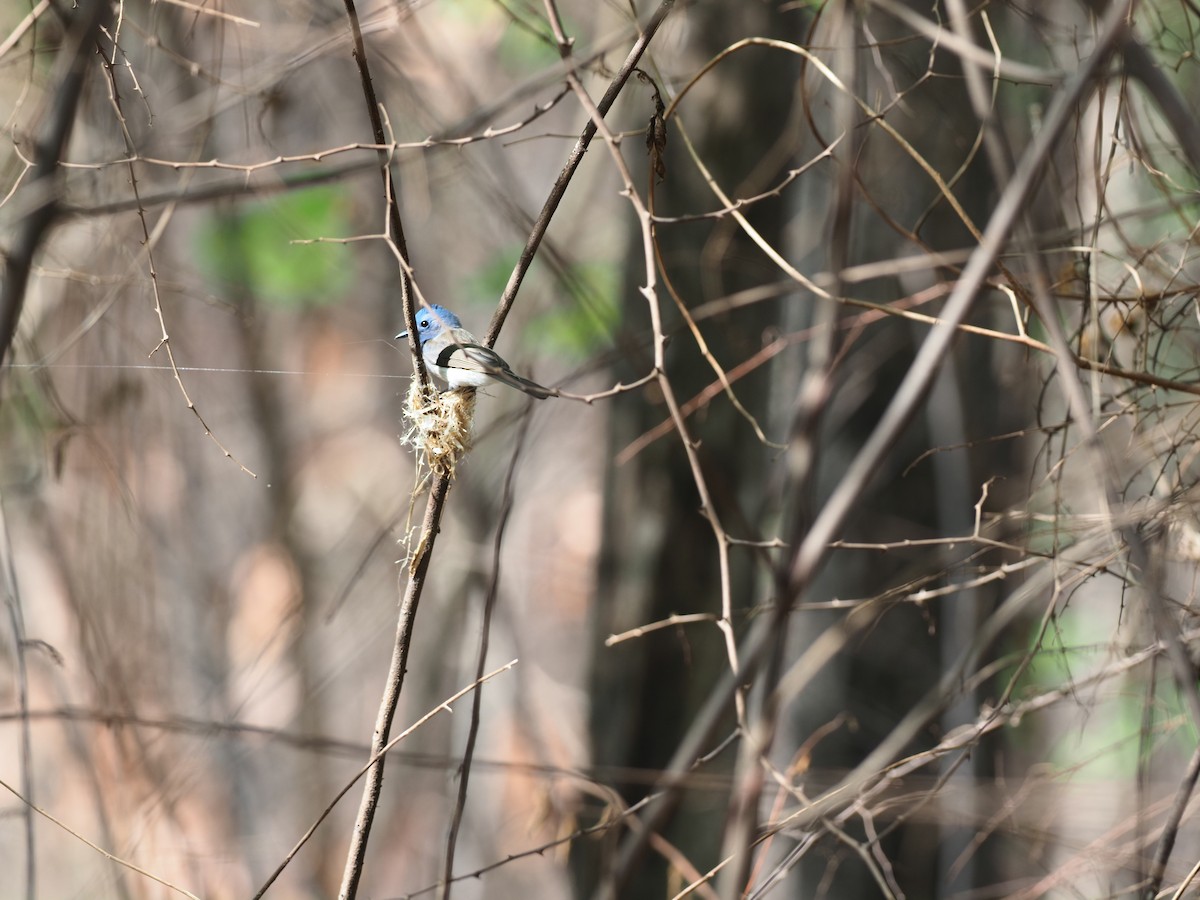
1010,608,1196,774
465,253,515,303
196,186,351,308
496,18,560,72
525,262,620,359
459,252,618,359
439,0,559,73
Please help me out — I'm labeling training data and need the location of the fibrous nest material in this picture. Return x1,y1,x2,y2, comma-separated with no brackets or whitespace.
402,379,476,479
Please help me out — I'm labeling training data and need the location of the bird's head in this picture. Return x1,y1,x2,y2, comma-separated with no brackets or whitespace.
396,305,463,344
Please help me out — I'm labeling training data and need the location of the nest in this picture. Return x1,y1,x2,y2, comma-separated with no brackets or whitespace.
401,379,476,479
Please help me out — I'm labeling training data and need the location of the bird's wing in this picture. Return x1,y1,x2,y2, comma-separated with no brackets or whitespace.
434,340,555,399
434,340,503,374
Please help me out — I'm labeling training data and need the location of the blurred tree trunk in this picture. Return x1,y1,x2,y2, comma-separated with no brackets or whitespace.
577,3,801,896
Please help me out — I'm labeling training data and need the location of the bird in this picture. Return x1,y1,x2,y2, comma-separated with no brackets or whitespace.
397,304,556,399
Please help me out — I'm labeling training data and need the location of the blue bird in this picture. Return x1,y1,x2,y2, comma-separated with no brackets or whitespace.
397,305,555,399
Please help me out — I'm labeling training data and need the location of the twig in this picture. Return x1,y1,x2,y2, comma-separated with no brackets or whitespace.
780,0,1130,604
0,0,50,63
763,537,1115,844
653,227,780,449
555,371,658,403
547,15,753,863
605,613,720,647
1107,1,1200,176
870,0,1062,84
97,18,256,477
0,705,370,755
48,81,560,214
620,265,1200,466
61,93,570,174
950,3,1200,889
337,0,679,892
0,775,200,900
401,789,663,899
58,156,381,218
596,2,1134,892
648,137,840,224
150,0,261,27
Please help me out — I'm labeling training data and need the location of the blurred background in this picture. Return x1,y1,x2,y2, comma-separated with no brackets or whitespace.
3,1,1200,898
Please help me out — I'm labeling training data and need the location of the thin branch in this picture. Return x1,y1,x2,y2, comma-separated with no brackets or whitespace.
485,0,676,346
1108,2,1200,175
97,20,256,477
0,776,200,900
869,0,1063,84
150,0,261,27
546,7,750,853
605,613,720,647
254,660,518,900
59,157,383,218
720,6,859,889
336,474,450,899
0,0,50,63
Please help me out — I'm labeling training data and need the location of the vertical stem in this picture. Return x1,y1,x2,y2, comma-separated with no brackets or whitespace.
338,475,451,899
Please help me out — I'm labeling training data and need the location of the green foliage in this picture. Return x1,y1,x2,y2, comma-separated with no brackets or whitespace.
196,187,351,308
440,0,559,72
465,252,514,303
0,370,54,479
526,262,620,359
496,18,561,72
1011,609,1195,776
461,254,618,359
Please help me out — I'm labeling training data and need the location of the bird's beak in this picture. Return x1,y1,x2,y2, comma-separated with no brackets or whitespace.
395,330,408,340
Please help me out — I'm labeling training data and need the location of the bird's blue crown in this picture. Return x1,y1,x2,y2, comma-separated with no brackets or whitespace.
417,305,463,336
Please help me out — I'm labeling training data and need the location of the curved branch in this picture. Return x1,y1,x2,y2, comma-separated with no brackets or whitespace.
485,0,676,347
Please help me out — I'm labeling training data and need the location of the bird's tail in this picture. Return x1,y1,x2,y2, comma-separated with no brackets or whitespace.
495,370,556,400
